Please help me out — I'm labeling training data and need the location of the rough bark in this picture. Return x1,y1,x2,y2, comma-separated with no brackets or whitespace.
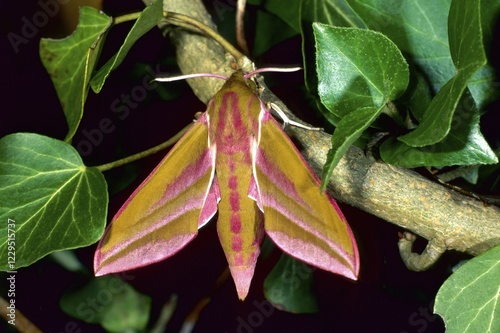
145,0,500,269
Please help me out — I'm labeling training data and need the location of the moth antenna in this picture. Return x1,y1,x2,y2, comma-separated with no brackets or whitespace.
155,73,229,83
244,67,302,79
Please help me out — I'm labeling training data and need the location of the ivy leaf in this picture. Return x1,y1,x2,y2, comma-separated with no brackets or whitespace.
380,91,498,167
0,133,107,270
264,254,319,314
346,0,453,93
348,0,499,110
252,10,298,57
60,275,151,332
90,0,164,93
314,23,409,186
434,245,500,333
323,106,380,184
300,0,366,96
315,25,409,117
39,7,112,142
398,0,487,146
245,0,301,57
263,0,301,32
301,0,365,30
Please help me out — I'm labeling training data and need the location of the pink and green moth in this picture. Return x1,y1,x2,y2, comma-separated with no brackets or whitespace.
94,69,360,300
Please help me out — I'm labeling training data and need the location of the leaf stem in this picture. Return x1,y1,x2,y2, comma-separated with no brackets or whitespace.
113,12,142,25
382,101,406,128
95,123,192,172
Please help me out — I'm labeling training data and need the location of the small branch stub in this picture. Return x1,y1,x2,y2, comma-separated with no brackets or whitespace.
398,231,446,271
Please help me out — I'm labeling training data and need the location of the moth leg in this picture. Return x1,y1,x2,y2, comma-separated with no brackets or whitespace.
269,102,323,131
193,111,204,122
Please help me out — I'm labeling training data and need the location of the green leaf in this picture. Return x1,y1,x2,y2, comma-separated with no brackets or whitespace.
434,244,500,333
252,10,298,57
39,7,112,142
346,0,453,93
315,25,408,117
60,275,151,332
314,23,409,185
301,0,365,29
477,162,500,192
264,254,319,313
398,0,487,146
0,133,107,270
50,250,87,273
380,91,498,167
434,165,480,184
90,0,164,93
346,0,498,111
400,68,434,122
459,167,479,184
322,106,381,185
264,0,301,32
463,0,500,110
300,0,366,95
400,67,483,147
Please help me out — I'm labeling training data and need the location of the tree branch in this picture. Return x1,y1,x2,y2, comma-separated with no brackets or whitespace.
146,0,500,268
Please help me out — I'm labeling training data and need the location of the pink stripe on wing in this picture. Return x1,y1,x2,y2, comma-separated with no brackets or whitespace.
266,230,357,279
95,233,195,276
150,148,213,212
263,193,354,265
255,146,309,208
199,177,220,228
101,195,206,262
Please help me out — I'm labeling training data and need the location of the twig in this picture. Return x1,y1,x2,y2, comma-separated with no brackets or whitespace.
95,123,191,172
236,0,250,54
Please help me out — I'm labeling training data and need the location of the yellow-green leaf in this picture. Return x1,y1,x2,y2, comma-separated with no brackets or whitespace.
90,0,164,93
39,7,112,142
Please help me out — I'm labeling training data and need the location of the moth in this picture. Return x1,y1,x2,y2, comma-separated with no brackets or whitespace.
94,70,359,300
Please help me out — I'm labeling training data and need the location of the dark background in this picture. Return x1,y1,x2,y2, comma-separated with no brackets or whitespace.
3,1,494,332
